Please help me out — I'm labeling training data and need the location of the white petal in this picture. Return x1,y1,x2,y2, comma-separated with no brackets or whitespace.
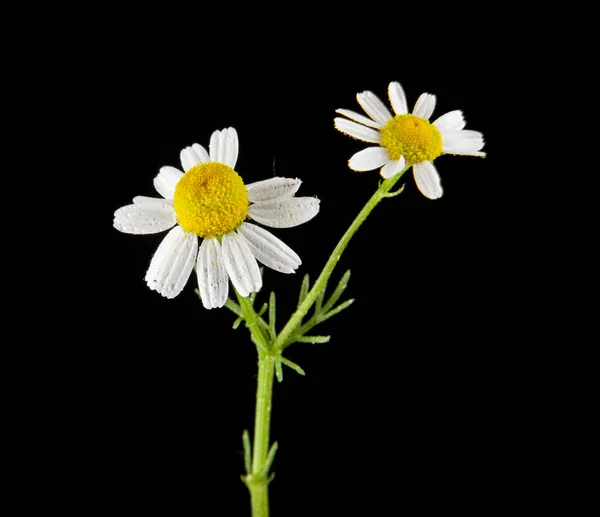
133,196,173,207
388,82,408,115
197,237,229,309
180,143,210,172
248,197,320,228
348,147,390,172
334,117,382,144
356,91,393,125
433,110,466,132
210,130,223,163
335,109,383,129
246,177,302,203
145,226,198,298
192,143,210,163
209,127,239,167
380,156,406,179
221,232,262,297
413,161,443,200
446,150,486,157
113,203,177,234
237,222,301,274
412,93,436,120
145,226,181,287
154,166,183,199
223,127,239,168
442,130,486,156
180,149,194,173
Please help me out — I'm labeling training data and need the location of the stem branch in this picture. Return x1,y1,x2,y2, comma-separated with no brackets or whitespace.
273,168,408,351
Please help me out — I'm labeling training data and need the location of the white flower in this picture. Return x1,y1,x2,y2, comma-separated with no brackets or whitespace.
334,81,486,199
114,127,320,308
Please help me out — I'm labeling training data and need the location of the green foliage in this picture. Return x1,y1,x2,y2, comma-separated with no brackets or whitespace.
242,429,252,475
283,270,354,349
217,270,353,383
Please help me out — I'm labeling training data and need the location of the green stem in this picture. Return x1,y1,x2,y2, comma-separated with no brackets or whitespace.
249,480,269,517
247,354,275,517
236,293,275,517
241,167,408,516
237,294,270,353
272,167,409,351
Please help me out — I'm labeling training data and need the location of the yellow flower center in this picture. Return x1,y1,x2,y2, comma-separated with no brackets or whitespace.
173,162,248,238
380,114,443,164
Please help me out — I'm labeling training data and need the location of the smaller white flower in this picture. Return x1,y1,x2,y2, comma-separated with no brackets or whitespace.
334,81,486,199
114,127,320,308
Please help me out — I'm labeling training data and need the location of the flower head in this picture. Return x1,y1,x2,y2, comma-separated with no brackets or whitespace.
334,81,485,199
114,127,320,308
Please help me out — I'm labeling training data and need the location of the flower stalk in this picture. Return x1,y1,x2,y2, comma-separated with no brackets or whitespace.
238,166,409,517
272,166,408,351
245,354,275,517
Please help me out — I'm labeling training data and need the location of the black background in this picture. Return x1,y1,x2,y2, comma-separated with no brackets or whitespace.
25,9,546,515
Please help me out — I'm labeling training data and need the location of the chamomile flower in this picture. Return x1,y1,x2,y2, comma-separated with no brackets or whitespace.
334,81,485,199
114,127,320,308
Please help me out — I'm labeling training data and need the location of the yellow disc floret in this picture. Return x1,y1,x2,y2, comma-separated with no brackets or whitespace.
173,162,248,238
380,114,443,164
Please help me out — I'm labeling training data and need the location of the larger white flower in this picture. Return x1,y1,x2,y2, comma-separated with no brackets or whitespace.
334,81,486,199
114,127,320,308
